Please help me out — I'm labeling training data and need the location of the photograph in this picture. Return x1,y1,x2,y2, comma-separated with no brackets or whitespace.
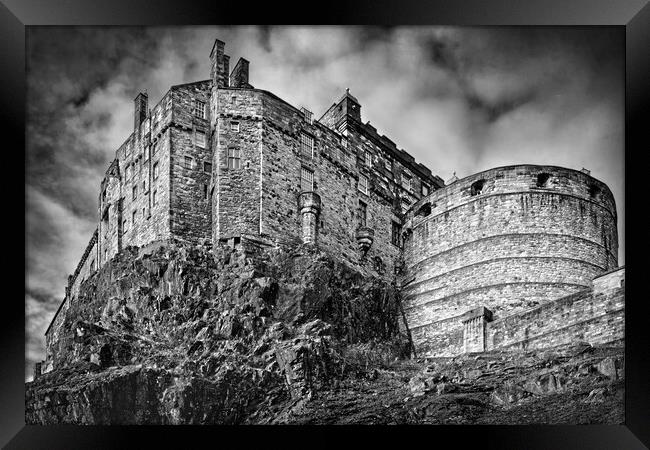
24,25,626,425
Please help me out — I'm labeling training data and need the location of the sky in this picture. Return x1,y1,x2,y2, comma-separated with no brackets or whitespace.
25,26,624,380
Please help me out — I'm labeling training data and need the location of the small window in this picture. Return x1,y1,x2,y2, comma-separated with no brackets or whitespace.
125,165,132,181
422,184,429,196
230,121,240,132
358,200,367,228
300,167,314,192
402,173,412,192
536,173,551,188
153,162,159,179
203,184,209,199
142,207,146,218
358,175,368,195
142,180,147,193
184,156,193,170
123,218,128,232
384,157,392,172
145,146,150,161
153,190,158,206
416,202,432,217
132,210,136,225
589,183,601,199
470,179,486,196
132,185,137,200
391,221,401,247
365,151,372,167
301,107,313,124
195,130,206,148
300,132,314,158
227,148,241,169
193,100,206,119
203,161,212,173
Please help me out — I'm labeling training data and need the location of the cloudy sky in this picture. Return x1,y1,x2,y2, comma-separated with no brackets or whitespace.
25,26,624,380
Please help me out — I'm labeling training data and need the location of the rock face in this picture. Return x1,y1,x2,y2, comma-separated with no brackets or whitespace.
26,242,623,425
26,242,409,424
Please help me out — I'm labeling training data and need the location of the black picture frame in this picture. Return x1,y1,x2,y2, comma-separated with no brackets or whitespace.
4,0,648,448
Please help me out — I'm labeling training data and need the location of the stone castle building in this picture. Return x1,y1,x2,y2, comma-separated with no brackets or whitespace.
44,38,624,364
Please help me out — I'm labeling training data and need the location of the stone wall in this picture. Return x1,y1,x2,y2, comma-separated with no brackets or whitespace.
485,267,625,350
169,81,212,244
401,165,619,357
211,88,264,243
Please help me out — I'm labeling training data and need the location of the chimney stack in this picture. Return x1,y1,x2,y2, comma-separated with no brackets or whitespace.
230,57,250,88
210,39,230,88
134,92,148,130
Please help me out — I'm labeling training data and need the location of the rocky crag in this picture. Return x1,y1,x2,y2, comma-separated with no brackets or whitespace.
25,242,623,424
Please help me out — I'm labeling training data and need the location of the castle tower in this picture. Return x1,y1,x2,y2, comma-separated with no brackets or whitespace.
401,165,618,357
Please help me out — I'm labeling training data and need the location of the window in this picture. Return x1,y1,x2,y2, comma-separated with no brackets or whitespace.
416,202,432,217
123,218,128,232
125,165,132,181
365,151,372,167
193,100,206,119
132,210,136,226
358,200,367,228
143,180,147,193
384,157,392,172
153,190,158,206
153,162,159,179
300,132,313,158
422,184,430,196
401,197,412,212
536,173,551,188
227,147,241,169
391,221,401,247
145,146,150,161
203,161,212,173
470,179,486,196
195,130,206,148
184,156,193,170
132,185,137,200
203,184,208,199
301,107,313,124
142,207,146,218
300,167,314,192
152,141,159,156
589,183,601,199
230,121,240,132
358,175,368,195
402,173,412,192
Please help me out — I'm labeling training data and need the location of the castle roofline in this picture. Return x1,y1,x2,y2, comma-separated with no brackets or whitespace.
444,164,611,188
170,79,212,89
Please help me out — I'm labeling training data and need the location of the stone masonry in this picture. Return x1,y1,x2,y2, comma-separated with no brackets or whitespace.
43,37,624,367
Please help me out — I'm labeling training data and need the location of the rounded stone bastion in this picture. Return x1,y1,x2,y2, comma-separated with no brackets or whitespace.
400,164,618,357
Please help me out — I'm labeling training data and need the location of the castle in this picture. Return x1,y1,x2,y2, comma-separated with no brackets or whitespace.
43,38,625,367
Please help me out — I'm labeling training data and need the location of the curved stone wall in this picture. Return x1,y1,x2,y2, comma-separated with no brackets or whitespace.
401,165,618,357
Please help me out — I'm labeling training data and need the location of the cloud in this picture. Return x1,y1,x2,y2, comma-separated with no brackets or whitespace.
25,26,624,380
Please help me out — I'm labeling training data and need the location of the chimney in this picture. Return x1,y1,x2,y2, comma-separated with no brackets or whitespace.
210,39,230,88
134,92,148,130
230,57,250,88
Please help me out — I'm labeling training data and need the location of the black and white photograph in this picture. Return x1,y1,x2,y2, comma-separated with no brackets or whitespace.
23,24,628,426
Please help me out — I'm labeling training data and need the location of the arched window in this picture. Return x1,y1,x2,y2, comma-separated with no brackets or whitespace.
470,179,486,196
